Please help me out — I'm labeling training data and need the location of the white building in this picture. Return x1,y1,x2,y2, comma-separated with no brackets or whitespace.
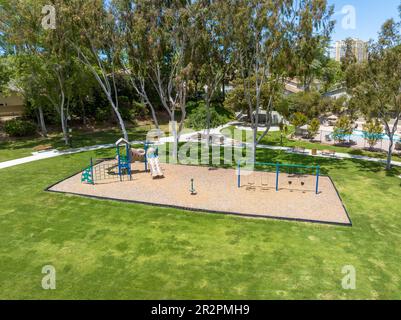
334,38,368,63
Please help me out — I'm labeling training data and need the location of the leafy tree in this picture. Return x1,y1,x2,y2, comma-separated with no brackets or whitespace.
231,0,333,161
332,116,353,143
187,102,233,131
0,56,11,89
114,0,160,129
291,112,308,130
1,0,94,144
196,1,234,146
341,38,357,72
68,0,130,140
293,1,334,91
308,118,321,139
363,120,384,150
346,11,401,170
224,76,283,122
321,59,344,92
286,91,325,119
0,1,52,137
118,0,198,160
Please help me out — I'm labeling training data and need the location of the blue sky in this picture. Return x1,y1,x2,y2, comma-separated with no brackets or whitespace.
329,0,400,42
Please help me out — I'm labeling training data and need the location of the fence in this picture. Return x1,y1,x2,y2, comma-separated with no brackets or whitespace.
81,158,132,185
311,130,399,153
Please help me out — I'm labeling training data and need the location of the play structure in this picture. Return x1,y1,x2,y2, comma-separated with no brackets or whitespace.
81,139,164,185
237,161,320,194
146,147,164,179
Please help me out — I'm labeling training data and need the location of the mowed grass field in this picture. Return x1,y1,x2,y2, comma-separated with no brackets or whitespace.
0,146,401,299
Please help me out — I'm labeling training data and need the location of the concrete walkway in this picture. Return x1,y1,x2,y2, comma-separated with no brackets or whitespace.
254,144,401,167
1,123,400,170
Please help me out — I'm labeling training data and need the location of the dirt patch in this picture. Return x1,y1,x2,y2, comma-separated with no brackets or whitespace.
48,162,351,226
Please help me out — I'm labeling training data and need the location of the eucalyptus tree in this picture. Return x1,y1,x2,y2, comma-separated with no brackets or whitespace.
0,0,77,143
113,0,161,129
119,0,198,160
341,37,358,72
293,1,334,91
231,0,333,161
68,0,129,140
347,14,401,170
196,0,235,146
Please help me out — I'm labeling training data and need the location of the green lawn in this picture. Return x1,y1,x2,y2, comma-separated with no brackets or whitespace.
0,145,401,299
222,126,401,162
0,125,155,163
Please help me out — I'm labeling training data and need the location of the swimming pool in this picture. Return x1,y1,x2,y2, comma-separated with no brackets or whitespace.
352,130,401,141
327,130,400,142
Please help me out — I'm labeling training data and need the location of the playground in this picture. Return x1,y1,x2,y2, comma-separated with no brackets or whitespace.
48,140,351,225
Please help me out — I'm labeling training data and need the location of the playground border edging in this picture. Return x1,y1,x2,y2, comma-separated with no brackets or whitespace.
45,163,353,228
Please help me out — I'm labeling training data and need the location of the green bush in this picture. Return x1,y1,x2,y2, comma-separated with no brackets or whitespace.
187,102,233,131
291,112,308,129
333,116,353,143
95,108,109,122
4,119,37,137
131,101,149,119
307,118,321,139
363,120,384,149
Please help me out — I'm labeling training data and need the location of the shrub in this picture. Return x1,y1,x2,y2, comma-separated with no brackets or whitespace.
291,112,308,129
131,101,149,119
332,116,353,143
4,119,37,137
94,108,109,123
363,120,384,150
187,102,233,131
307,118,321,139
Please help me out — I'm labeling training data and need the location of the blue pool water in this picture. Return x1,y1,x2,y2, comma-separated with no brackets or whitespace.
351,130,400,141
327,130,400,142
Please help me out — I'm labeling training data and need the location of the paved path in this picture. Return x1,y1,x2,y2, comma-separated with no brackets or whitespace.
255,144,401,167
1,123,400,170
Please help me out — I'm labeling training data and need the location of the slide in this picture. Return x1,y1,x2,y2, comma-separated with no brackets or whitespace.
148,157,164,178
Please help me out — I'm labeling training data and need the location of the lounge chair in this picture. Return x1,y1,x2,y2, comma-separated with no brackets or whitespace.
322,150,336,157
292,146,306,154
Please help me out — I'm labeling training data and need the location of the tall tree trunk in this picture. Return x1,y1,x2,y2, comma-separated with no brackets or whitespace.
60,105,69,146
205,97,212,147
54,70,69,145
171,112,178,162
38,106,47,137
383,116,400,171
222,80,225,101
107,97,128,141
81,97,87,126
252,126,258,163
386,137,394,171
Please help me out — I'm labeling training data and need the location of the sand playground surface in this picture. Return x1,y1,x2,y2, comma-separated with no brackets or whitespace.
48,162,351,226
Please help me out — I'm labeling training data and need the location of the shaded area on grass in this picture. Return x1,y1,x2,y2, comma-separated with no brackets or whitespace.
0,145,400,299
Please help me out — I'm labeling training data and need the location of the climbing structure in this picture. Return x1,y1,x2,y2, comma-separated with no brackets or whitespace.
115,138,132,181
81,160,94,185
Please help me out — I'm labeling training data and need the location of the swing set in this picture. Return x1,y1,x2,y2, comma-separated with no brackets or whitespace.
237,161,321,194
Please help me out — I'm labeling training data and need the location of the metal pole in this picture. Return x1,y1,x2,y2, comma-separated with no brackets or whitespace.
276,163,279,192
144,143,148,172
117,146,122,182
237,161,241,188
316,166,320,195
90,157,94,185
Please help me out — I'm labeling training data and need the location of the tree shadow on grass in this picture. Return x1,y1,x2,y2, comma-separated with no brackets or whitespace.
0,127,149,153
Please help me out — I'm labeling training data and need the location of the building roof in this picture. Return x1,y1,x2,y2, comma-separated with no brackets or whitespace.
115,138,130,146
